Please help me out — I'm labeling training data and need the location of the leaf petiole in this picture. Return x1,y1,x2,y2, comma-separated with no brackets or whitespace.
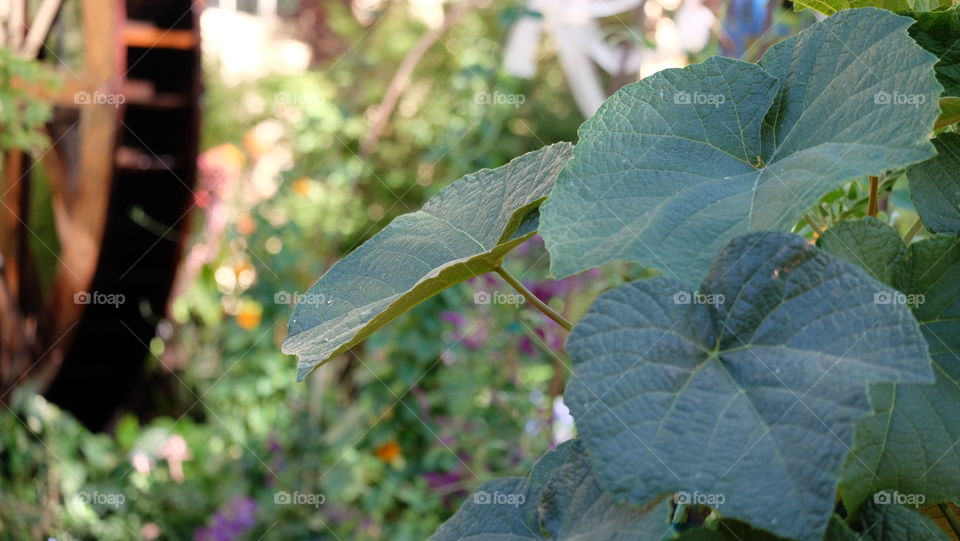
494,266,573,331
938,503,960,539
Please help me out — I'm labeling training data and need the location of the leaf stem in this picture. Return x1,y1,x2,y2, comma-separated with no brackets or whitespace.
804,213,825,236
868,176,880,217
903,217,924,245
494,266,573,331
940,503,960,539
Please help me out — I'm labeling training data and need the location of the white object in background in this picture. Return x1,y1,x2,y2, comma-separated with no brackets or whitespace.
503,0,717,117
675,0,715,52
503,16,543,79
200,8,312,85
503,0,644,117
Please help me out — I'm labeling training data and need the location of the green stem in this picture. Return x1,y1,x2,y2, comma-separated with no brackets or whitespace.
804,213,825,236
494,266,573,331
938,503,960,539
903,217,924,245
868,176,880,217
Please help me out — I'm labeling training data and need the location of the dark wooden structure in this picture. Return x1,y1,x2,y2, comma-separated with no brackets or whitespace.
1,0,202,429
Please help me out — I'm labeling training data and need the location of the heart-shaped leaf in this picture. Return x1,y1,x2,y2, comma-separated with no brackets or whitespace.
816,217,906,285
282,143,572,380
430,439,676,541
907,133,960,235
540,8,940,285
838,234,960,515
564,232,934,541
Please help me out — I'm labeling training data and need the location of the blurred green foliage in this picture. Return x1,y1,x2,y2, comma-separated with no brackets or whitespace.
0,3,587,540
0,50,56,159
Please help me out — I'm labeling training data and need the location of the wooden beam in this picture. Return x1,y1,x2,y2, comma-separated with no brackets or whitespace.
123,21,197,50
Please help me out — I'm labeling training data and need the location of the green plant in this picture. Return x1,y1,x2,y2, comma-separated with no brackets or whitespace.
0,50,55,156
285,6,960,541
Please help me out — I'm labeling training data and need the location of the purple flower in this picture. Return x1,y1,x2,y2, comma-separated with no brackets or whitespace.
195,497,257,541
423,470,467,506
440,311,466,328
518,335,537,356
266,434,282,454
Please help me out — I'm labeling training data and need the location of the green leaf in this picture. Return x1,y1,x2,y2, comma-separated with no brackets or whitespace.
909,5,960,99
935,97,960,130
429,439,676,541
816,217,906,286
908,133,960,235
856,501,952,540
540,9,940,285
790,0,949,16
282,143,573,380
908,4,960,129
840,235,960,515
563,232,934,541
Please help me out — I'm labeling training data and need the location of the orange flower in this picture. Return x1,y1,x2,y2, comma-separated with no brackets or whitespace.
375,440,401,462
236,304,262,329
293,177,313,196
236,214,257,235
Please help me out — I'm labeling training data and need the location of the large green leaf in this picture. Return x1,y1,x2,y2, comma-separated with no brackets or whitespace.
839,235,960,515
816,217,906,285
908,133,960,235
563,232,934,541
540,9,940,285
282,143,573,380
430,439,676,541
